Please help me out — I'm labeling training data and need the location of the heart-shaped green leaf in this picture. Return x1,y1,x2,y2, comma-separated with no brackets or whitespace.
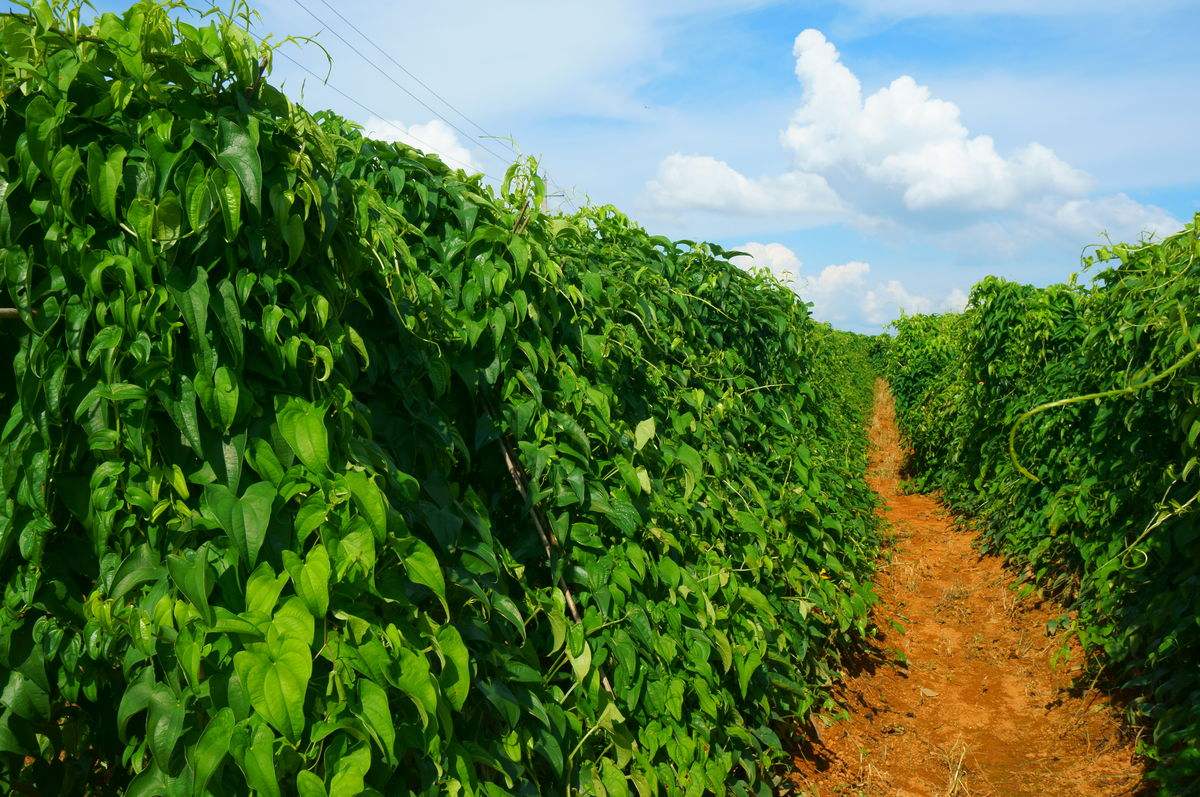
205,481,276,567
277,397,329,475
233,635,312,743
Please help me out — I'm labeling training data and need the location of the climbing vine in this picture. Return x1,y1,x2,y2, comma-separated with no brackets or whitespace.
886,217,1200,792
0,1,880,794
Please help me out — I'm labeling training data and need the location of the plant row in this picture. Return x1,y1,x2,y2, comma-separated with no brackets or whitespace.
0,1,880,794
885,218,1200,792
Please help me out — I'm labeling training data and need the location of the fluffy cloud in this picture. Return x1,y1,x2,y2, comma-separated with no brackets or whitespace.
645,27,1175,248
804,260,870,313
862,279,933,324
361,118,481,174
733,243,964,328
1034,193,1181,242
781,30,1091,212
730,241,803,286
935,193,1182,263
943,287,970,313
646,154,845,218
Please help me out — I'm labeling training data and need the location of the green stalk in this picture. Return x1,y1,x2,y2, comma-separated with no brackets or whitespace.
1009,304,1200,482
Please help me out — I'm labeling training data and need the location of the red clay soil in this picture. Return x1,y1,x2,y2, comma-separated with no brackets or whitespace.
789,381,1145,796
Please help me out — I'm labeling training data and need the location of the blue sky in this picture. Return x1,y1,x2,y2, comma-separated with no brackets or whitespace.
82,0,1200,331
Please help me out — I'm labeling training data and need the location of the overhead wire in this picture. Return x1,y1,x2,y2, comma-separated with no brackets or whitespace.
269,48,503,180
290,0,579,210
312,0,515,153
222,11,504,180
206,0,579,208
287,0,515,168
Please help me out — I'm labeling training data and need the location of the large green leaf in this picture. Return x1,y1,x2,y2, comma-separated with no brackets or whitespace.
233,634,313,742
343,471,387,540
189,707,234,797
215,278,245,364
156,192,183,244
396,647,438,727
166,266,211,355
435,624,471,711
328,746,371,797
295,771,326,797
277,397,329,475
283,543,330,618
109,544,166,601
23,95,56,171
271,596,315,647
356,680,395,765
283,213,305,266
245,561,288,616
217,117,262,212
403,538,447,614
214,167,241,240
212,366,239,432
204,481,276,567
167,545,212,619
50,145,82,213
234,720,280,797
185,160,212,231
634,417,656,451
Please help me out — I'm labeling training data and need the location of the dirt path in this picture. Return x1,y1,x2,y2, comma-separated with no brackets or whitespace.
790,381,1145,796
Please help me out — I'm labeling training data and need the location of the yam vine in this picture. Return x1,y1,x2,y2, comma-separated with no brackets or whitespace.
0,2,880,794
886,217,1200,792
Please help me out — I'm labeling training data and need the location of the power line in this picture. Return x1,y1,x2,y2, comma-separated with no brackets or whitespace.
200,0,493,177
294,0,578,211
270,47,504,181
287,0,514,168
206,1,580,210
313,0,516,154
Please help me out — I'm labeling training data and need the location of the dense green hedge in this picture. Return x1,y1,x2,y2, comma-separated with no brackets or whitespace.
887,218,1200,792
0,1,880,793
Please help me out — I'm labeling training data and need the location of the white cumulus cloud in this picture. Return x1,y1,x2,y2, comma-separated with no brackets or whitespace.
1034,193,1181,242
781,29,1092,212
862,279,934,325
362,118,481,174
646,154,845,218
643,27,1175,251
730,241,803,287
943,287,970,313
732,243,966,328
805,260,871,303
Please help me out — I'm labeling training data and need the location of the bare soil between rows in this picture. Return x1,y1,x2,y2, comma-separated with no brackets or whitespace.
789,380,1145,796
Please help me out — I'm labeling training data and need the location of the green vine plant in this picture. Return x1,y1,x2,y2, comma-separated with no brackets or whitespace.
0,1,882,794
1008,303,1200,483
887,215,1200,790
